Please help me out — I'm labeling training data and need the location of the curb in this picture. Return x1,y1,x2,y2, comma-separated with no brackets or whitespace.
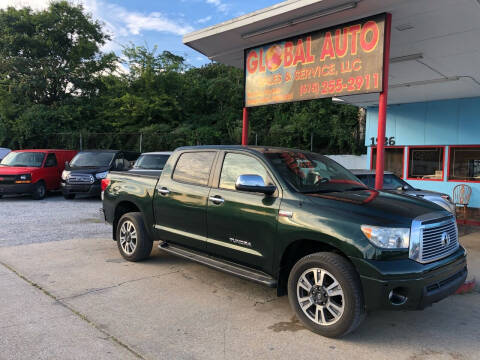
455,278,476,294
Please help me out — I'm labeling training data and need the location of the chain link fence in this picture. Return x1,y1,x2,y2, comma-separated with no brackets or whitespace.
5,132,187,152
3,129,365,155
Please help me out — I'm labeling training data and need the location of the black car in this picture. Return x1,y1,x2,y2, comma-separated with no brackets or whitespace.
351,169,456,214
61,150,139,199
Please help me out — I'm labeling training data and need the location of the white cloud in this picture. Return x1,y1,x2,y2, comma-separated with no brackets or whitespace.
0,0,50,10
206,0,228,13
109,6,194,36
86,1,194,37
196,15,212,24
1,0,195,49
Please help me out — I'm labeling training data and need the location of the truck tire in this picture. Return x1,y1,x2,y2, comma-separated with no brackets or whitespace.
32,181,46,200
287,252,365,338
63,194,75,200
116,212,153,262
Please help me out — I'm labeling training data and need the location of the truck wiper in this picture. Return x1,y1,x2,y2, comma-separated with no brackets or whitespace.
342,187,369,192
302,189,341,194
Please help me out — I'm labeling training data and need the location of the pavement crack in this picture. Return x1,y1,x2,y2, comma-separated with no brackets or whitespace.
253,297,279,306
57,270,180,301
0,260,147,360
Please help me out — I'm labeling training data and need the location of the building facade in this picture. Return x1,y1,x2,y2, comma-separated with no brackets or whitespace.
365,97,480,208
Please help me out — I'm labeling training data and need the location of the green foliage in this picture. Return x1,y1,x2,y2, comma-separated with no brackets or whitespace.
0,1,365,155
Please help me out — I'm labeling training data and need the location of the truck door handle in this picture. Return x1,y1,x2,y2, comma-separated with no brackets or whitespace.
209,195,224,205
158,187,170,195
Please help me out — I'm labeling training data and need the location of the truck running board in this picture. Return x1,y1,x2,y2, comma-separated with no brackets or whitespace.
159,242,277,287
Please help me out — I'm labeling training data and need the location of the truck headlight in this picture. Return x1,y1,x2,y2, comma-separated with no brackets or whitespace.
95,171,108,179
15,174,32,183
361,225,410,249
61,170,70,180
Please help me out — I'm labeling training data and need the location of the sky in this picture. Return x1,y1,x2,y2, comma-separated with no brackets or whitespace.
1,0,280,67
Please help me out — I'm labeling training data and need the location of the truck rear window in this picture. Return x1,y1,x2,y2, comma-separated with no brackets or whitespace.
172,152,216,186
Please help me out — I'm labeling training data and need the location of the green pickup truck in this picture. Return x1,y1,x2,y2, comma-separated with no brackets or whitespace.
102,146,467,338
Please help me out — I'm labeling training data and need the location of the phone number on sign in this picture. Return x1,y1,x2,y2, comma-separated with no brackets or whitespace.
299,73,380,96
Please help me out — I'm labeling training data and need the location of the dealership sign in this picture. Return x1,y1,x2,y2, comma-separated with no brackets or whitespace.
244,14,386,107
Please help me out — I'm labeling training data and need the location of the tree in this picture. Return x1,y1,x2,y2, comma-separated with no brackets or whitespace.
0,2,365,154
0,1,116,105
0,1,117,148
98,44,186,133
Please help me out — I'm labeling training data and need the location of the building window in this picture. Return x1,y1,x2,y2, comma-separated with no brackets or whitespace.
408,147,444,180
448,146,480,182
371,147,404,178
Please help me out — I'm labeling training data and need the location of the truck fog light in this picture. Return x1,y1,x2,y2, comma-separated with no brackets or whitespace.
388,287,408,306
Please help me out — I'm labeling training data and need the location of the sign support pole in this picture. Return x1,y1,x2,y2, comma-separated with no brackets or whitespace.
242,107,249,145
375,13,392,190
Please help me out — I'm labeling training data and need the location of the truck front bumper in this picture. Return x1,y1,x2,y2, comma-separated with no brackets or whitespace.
351,246,467,311
61,182,101,197
0,183,35,195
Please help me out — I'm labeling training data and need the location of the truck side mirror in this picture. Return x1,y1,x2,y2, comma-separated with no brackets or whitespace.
235,174,276,195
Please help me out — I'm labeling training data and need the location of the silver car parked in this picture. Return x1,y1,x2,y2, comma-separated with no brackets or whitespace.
128,152,172,176
351,169,456,214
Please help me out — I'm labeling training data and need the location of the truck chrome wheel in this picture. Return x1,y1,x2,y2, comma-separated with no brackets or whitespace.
119,220,137,255
296,268,345,326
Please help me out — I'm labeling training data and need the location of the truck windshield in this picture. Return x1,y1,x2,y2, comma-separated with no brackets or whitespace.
133,154,169,170
0,152,45,167
265,150,367,193
70,152,115,168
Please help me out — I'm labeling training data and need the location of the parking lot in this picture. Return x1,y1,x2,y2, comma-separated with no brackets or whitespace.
0,194,479,360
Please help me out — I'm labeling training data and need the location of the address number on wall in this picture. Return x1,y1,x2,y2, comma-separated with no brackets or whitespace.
370,137,395,146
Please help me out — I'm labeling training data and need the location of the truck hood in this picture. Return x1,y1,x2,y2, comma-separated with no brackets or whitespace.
68,166,110,175
304,189,444,226
0,166,39,174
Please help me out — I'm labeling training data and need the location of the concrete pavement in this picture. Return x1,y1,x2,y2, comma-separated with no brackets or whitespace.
0,235,479,360
0,262,139,360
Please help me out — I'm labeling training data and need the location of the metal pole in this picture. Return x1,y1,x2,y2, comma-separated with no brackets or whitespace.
242,107,249,145
255,133,258,145
79,133,83,151
139,133,143,153
310,132,313,152
375,13,392,190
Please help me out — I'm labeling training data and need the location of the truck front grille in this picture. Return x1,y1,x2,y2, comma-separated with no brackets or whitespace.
410,212,459,264
67,174,94,184
421,218,458,263
0,175,16,184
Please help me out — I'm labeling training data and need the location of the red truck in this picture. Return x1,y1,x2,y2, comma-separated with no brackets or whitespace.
0,149,77,200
